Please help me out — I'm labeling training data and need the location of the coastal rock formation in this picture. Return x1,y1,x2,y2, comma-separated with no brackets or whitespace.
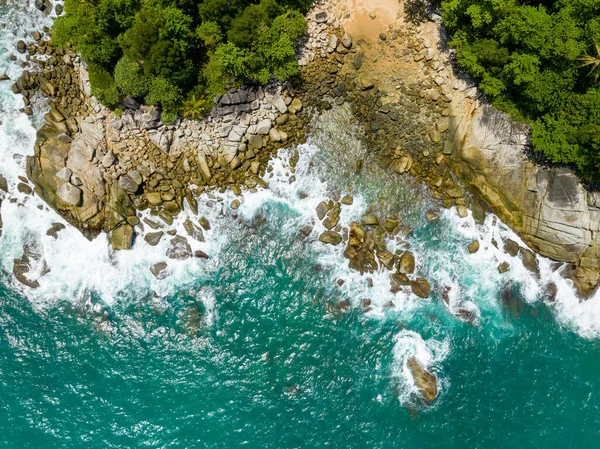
448,101,600,296
17,38,307,252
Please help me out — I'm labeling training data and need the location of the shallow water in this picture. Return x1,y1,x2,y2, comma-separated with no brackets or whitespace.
1,2,599,448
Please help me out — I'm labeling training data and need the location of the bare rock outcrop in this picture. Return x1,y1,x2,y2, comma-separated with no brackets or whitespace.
447,102,600,296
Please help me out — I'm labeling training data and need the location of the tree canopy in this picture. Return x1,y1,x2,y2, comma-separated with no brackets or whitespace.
441,0,600,184
53,0,309,122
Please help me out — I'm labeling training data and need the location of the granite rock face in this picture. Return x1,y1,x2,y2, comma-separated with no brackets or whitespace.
448,102,600,296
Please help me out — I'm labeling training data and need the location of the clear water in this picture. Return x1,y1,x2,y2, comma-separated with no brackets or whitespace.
1,2,599,448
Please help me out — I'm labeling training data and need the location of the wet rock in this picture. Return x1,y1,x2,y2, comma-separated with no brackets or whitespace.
407,357,437,402
542,282,557,303
316,201,329,220
519,247,540,276
360,213,379,226
319,231,342,245
341,196,353,205
377,250,395,269
110,224,134,250
46,222,66,239
194,250,209,259
383,218,400,234
183,219,204,242
144,231,164,247
34,0,45,11
17,182,32,195
230,199,241,210
425,210,439,222
0,174,7,192
398,251,415,274
13,244,49,289
16,40,26,54
498,261,511,273
411,278,431,298
199,217,210,231
167,235,192,260
390,273,410,293
468,240,480,254
503,239,519,257
150,262,169,279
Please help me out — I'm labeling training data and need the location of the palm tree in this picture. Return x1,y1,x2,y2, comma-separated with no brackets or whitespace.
579,37,600,83
181,95,207,121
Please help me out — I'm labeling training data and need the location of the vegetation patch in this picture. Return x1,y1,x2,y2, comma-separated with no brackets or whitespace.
439,0,600,184
53,0,309,122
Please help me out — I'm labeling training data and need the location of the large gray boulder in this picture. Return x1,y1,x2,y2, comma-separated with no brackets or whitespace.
56,182,82,206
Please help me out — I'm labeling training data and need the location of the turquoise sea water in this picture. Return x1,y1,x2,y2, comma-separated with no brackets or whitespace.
1,2,600,448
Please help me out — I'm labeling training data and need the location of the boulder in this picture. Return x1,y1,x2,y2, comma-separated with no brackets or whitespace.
272,96,288,114
183,219,204,242
319,231,342,245
167,235,192,260
56,183,82,206
411,278,431,298
255,119,272,135
498,261,511,273
468,240,480,253
124,96,141,110
398,251,415,274
360,213,379,226
119,174,140,193
314,10,328,23
390,273,410,294
354,53,365,70
110,224,134,250
144,231,164,247
316,201,329,220
407,357,437,402
150,262,169,279
342,33,352,49
377,250,395,270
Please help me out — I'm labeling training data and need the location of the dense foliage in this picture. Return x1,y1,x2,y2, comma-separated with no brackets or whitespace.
53,0,309,122
440,0,600,183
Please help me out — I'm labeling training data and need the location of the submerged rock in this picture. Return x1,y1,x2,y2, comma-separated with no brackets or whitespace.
167,236,192,260
150,262,169,279
13,244,50,289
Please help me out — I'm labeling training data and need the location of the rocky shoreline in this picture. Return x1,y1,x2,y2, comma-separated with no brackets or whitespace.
5,0,598,403
9,36,310,255
4,0,599,302
293,0,600,299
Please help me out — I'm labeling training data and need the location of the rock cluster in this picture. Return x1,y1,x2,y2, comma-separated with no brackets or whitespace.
14,37,309,253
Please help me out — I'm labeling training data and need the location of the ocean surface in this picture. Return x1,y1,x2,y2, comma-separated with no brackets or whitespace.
1,2,599,448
